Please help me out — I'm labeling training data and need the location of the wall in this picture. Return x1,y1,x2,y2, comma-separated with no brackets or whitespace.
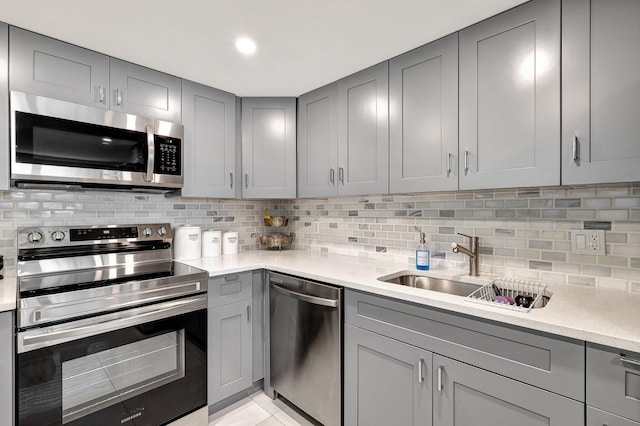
275,183,640,293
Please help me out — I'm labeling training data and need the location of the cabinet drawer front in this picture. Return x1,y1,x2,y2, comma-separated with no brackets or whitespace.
208,272,252,307
345,290,584,400
588,407,640,426
587,343,640,422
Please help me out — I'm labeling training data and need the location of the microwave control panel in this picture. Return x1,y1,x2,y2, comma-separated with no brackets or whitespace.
154,136,181,175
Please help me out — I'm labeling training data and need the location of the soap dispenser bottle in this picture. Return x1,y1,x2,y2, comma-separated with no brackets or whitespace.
416,232,430,270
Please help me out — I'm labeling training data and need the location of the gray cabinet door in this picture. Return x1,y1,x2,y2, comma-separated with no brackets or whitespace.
389,34,458,193
208,300,253,405
344,324,432,426
0,312,13,426
241,98,297,199
252,270,264,382
109,58,181,122
0,23,8,191
433,354,583,426
587,407,640,426
181,80,236,198
9,27,110,108
562,0,640,184
338,62,389,196
297,83,338,198
459,0,560,190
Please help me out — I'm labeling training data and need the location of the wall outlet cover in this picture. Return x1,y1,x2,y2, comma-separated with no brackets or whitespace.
571,230,605,255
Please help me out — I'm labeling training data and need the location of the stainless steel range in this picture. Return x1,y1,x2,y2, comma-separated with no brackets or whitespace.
15,223,208,425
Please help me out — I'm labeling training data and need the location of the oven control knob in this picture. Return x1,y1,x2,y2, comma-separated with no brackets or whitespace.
27,231,43,244
157,226,167,236
141,227,152,237
51,230,65,242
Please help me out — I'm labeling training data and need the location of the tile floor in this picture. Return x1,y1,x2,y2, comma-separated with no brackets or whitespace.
208,391,316,426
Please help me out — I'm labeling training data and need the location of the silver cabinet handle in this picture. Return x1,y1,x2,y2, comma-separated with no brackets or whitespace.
447,152,453,174
464,149,469,173
437,366,444,392
247,305,251,322
572,135,579,161
245,173,249,189
229,172,233,189
98,85,105,104
620,355,640,367
418,358,425,383
145,125,155,182
330,168,335,185
338,167,345,184
224,275,240,282
115,88,123,106
271,283,339,308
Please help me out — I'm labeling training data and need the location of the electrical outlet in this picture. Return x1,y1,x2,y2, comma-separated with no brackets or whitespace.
571,230,605,255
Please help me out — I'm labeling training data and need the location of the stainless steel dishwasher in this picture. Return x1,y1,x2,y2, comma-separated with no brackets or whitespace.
267,272,342,426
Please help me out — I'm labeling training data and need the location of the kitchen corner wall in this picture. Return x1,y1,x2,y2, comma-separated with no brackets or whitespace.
273,183,640,293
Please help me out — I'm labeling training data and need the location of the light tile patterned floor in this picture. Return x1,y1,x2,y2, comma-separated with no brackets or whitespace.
208,391,315,426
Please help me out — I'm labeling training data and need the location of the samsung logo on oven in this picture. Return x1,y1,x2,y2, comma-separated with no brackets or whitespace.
121,411,142,424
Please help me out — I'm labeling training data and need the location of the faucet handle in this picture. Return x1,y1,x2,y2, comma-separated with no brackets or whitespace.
457,232,473,239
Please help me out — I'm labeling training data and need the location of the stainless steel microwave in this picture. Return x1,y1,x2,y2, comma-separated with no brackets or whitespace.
10,91,184,191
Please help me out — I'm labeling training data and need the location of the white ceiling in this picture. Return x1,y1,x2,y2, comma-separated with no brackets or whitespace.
1,0,528,97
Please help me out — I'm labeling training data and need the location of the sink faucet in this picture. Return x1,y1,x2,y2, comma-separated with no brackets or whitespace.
451,233,479,276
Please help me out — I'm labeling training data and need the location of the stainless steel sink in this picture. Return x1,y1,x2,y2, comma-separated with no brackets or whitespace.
378,271,481,297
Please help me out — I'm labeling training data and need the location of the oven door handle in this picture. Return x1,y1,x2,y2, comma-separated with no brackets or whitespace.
145,124,155,182
18,294,207,353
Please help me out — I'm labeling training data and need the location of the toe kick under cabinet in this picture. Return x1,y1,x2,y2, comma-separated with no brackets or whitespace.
344,289,585,426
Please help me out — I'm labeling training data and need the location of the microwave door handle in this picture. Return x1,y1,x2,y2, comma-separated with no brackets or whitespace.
145,125,155,182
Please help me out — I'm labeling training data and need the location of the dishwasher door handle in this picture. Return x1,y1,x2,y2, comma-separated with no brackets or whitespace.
271,283,339,308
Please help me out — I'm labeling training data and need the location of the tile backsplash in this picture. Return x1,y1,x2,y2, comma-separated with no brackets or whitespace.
1,183,639,293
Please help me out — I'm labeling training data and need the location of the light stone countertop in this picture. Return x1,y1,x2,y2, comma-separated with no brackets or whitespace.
180,250,640,353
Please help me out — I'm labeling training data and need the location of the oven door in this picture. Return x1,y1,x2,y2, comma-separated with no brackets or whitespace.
17,296,207,426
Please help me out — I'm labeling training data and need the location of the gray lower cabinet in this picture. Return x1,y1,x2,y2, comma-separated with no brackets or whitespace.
208,273,253,405
389,33,458,193
344,324,432,426
297,83,339,198
588,407,640,426
459,0,560,190
337,62,389,196
109,58,182,122
0,22,8,191
181,80,237,198
562,0,640,185
241,98,297,199
0,311,14,426
9,26,110,108
251,270,264,382
433,354,583,426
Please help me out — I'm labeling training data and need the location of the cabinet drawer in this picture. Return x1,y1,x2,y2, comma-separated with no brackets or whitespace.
588,407,640,426
208,272,252,307
345,290,584,401
587,343,640,422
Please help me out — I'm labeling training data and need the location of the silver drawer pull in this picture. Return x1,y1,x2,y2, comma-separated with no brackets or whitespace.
620,355,640,367
572,135,579,161
437,366,444,392
464,149,469,173
230,172,233,189
330,168,335,185
447,152,453,174
418,358,425,383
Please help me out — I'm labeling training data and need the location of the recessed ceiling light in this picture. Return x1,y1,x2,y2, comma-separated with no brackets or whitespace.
235,37,257,56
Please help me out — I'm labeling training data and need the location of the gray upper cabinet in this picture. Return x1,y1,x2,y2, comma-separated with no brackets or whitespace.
297,83,339,198
337,62,389,196
109,58,181,122
459,0,560,190
433,354,584,426
9,26,110,108
0,23,8,191
389,34,458,193
181,80,237,198
562,0,640,185
241,98,297,199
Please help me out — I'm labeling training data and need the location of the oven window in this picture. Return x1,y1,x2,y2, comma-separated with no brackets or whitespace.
61,330,185,424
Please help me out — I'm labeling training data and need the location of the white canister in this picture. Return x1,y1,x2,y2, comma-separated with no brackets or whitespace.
222,231,239,255
174,226,202,260
202,230,222,257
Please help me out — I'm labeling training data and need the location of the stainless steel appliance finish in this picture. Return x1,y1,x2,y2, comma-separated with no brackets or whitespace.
377,271,481,297
268,272,342,426
11,91,183,191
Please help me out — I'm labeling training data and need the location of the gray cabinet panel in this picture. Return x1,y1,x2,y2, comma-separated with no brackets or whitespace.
0,23,8,191
181,80,236,198
297,83,338,198
338,62,389,196
345,290,584,401
241,98,296,199
109,58,181,122
459,0,560,189
252,270,264,382
433,355,583,426
208,272,252,308
587,343,640,422
344,324,431,426
389,33,458,193
208,300,253,405
562,0,640,184
9,27,110,108
587,407,640,426
0,312,13,426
